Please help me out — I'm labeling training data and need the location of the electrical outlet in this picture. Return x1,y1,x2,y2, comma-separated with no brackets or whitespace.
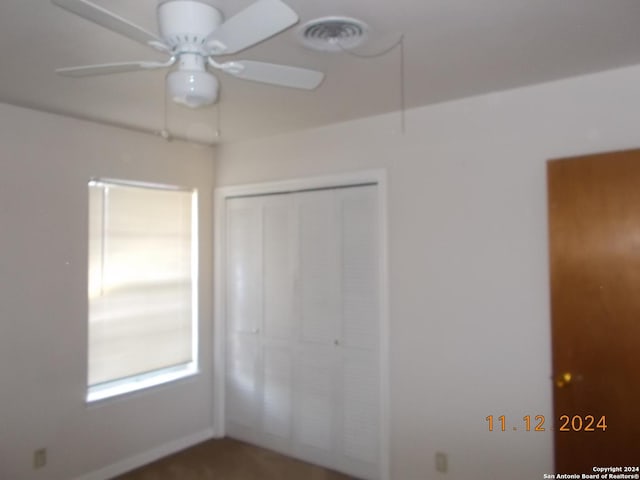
435,452,448,473
33,448,47,469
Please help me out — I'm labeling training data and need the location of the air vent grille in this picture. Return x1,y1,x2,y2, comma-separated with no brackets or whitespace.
297,17,369,52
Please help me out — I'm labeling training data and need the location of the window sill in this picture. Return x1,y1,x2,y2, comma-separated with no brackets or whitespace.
87,363,198,403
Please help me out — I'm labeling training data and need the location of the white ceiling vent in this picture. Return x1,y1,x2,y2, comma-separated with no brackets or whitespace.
297,16,369,52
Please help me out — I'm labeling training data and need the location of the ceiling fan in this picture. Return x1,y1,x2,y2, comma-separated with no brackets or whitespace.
51,0,325,107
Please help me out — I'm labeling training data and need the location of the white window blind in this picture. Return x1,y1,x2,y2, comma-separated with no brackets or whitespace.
88,180,197,401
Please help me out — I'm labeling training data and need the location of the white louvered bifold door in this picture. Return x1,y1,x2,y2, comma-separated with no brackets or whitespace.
293,189,341,469
337,186,380,479
225,198,262,434
260,195,296,452
225,185,380,479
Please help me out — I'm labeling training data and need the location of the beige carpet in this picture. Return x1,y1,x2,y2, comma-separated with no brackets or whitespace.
114,437,358,480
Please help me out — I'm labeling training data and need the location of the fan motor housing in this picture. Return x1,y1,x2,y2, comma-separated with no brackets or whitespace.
157,0,224,49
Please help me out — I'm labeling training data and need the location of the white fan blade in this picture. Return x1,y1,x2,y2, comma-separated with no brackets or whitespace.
206,0,298,55
221,60,324,89
51,0,166,50
56,60,172,77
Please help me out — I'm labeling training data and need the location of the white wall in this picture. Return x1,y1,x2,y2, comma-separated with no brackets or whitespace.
0,103,215,480
216,64,640,479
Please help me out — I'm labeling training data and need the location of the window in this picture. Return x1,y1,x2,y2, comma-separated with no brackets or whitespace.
87,180,198,402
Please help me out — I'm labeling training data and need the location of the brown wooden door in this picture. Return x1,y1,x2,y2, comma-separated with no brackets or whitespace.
548,149,640,472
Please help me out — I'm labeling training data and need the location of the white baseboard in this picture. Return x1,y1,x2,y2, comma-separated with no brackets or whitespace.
73,428,216,480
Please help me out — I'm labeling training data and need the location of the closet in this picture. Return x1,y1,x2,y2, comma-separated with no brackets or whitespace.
225,184,381,479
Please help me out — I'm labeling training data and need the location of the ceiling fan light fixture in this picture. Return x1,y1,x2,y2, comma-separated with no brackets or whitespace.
52,0,325,109
167,69,219,108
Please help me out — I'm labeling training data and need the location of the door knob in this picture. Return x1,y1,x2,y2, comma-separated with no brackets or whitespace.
555,372,572,388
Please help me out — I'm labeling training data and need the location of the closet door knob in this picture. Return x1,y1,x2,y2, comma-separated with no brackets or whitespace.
334,339,340,346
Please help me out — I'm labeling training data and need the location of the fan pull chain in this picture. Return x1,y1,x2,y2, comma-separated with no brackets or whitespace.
400,36,405,133
337,34,406,134
214,100,222,139
160,70,172,141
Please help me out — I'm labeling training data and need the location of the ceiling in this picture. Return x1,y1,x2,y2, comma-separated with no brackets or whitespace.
1,0,640,144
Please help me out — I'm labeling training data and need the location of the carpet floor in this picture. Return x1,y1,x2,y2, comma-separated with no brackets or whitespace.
113,437,357,480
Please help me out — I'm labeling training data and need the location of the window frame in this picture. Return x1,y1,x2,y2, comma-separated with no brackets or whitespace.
86,178,199,403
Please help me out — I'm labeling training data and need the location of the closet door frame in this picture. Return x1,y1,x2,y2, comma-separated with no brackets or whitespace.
213,169,390,480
